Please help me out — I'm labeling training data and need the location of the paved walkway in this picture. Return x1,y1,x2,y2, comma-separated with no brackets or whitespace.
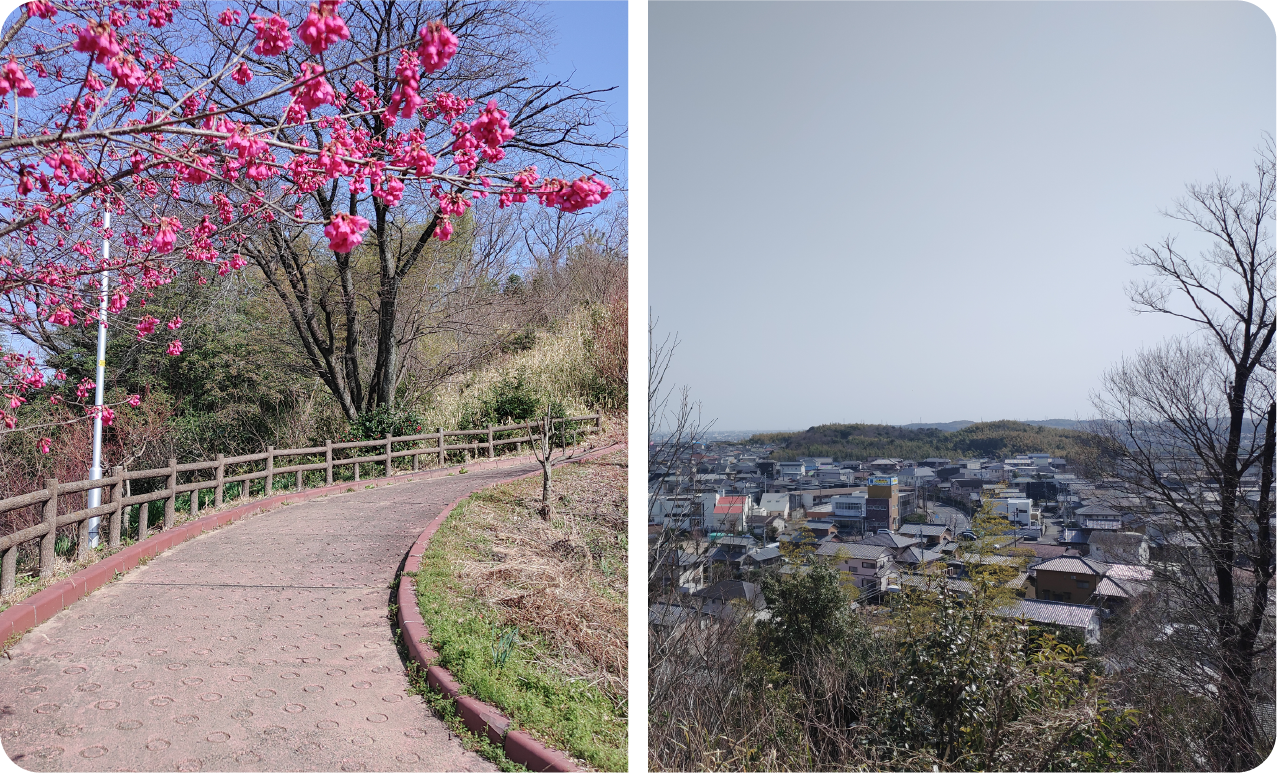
0,460,547,771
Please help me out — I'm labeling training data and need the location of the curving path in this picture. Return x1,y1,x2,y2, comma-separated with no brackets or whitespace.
0,459,551,772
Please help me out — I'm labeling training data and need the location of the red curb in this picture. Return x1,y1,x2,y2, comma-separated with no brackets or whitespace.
0,602,35,642
457,694,510,746
395,440,623,773
0,450,554,650
426,664,463,699
506,729,580,773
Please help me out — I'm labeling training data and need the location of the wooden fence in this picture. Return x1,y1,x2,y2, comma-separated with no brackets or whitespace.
0,415,601,595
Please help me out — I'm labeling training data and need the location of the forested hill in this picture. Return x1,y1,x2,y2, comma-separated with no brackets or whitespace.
749,420,1095,462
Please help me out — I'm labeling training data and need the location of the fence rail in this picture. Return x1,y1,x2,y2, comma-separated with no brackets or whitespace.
0,415,601,595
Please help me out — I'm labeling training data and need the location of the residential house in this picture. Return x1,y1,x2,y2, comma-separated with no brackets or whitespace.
815,542,893,591
897,523,952,546
1030,555,1109,604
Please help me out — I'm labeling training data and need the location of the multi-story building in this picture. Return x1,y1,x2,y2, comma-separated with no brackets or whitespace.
866,475,900,532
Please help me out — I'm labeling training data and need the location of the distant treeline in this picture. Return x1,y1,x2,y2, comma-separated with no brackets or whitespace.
748,420,1098,462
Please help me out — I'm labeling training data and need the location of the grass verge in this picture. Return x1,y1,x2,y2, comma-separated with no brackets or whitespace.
414,449,627,771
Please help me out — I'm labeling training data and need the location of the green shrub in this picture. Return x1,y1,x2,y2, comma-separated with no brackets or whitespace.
344,405,427,441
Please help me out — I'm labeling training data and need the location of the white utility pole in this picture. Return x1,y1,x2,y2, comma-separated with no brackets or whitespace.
86,211,110,547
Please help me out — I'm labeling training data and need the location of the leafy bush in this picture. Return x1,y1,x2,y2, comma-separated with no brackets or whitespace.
344,405,426,441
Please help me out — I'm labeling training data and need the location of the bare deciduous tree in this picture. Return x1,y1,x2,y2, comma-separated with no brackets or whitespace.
1090,138,1276,770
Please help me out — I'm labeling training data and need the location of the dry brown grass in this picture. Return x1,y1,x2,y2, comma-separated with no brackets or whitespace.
455,442,628,705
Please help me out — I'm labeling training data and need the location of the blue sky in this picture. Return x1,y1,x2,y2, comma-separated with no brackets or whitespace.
649,1,1274,431
539,1,629,187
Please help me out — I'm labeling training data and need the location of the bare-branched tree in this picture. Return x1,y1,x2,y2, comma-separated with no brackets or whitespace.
1090,138,1276,770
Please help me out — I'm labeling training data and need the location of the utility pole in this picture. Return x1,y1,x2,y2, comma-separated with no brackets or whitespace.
85,211,110,548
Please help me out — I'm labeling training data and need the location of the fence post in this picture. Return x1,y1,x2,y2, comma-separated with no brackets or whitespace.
488,425,494,459
139,500,149,541
437,428,445,467
109,467,124,548
77,513,90,561
412,439,420,473
165,458,177,529
296,465,303,491
265,446,275,497
40,478,58,578
215,454,224,507
385,432,393,477
1,544,15,595
190,477,200,518
325,441,333,486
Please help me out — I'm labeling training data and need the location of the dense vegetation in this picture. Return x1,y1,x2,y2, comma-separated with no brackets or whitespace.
751,420,1097,462
0,223,626,507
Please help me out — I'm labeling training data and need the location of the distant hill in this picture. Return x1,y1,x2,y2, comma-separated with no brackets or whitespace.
750,420,1096,462
900,419,1084,432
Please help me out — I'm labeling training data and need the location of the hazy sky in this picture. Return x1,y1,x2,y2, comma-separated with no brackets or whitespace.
650,1,1274,431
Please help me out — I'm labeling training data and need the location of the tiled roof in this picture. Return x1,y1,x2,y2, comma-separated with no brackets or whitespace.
1033,556,1109,575
1106,563,1153,581
898,524,951,537
998,598,1099,629
815,542,891,560
860,532,922,549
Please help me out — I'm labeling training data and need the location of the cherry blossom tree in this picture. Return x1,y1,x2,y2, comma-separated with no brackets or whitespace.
0,0,616,439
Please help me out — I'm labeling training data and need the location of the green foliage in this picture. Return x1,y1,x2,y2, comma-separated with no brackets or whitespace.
344,405,426,441
758,563,854,669
499,327,537,354
754,420,1097,462
462,373,547,428
416,501,626,771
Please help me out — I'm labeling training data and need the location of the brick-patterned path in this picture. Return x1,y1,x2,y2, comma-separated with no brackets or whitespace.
0,460,547,772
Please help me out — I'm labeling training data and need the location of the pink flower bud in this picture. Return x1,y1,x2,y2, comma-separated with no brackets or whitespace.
324,212,370,253
417,21,458,74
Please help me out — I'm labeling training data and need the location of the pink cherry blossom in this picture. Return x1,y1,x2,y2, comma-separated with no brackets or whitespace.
25,1,57,20
38,437,52,453
166,316,182,330
105,54,146,95
373,176,404,206
136,314,158,338
536,175,612,213
470,100,515,150
0,58,37,98
48,306,74,326
417,21,458,74
433,91,474,122
76,377,94,400
298,0,351,56
384,50,423,123
324,212,369,253
150,217,182,254
290,62,335,114
218,8,240,26
166,340,183,356
127,394,141,407
435,216,454,241
73,21,122,64
251,13,293,56
107,292,129,314
231,61,253,85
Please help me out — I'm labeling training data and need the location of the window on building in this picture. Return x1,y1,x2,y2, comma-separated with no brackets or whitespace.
861,561,875,569
1076,579,1089,589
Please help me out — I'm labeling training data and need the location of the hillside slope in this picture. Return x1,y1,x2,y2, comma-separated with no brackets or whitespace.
750,420,1095,462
